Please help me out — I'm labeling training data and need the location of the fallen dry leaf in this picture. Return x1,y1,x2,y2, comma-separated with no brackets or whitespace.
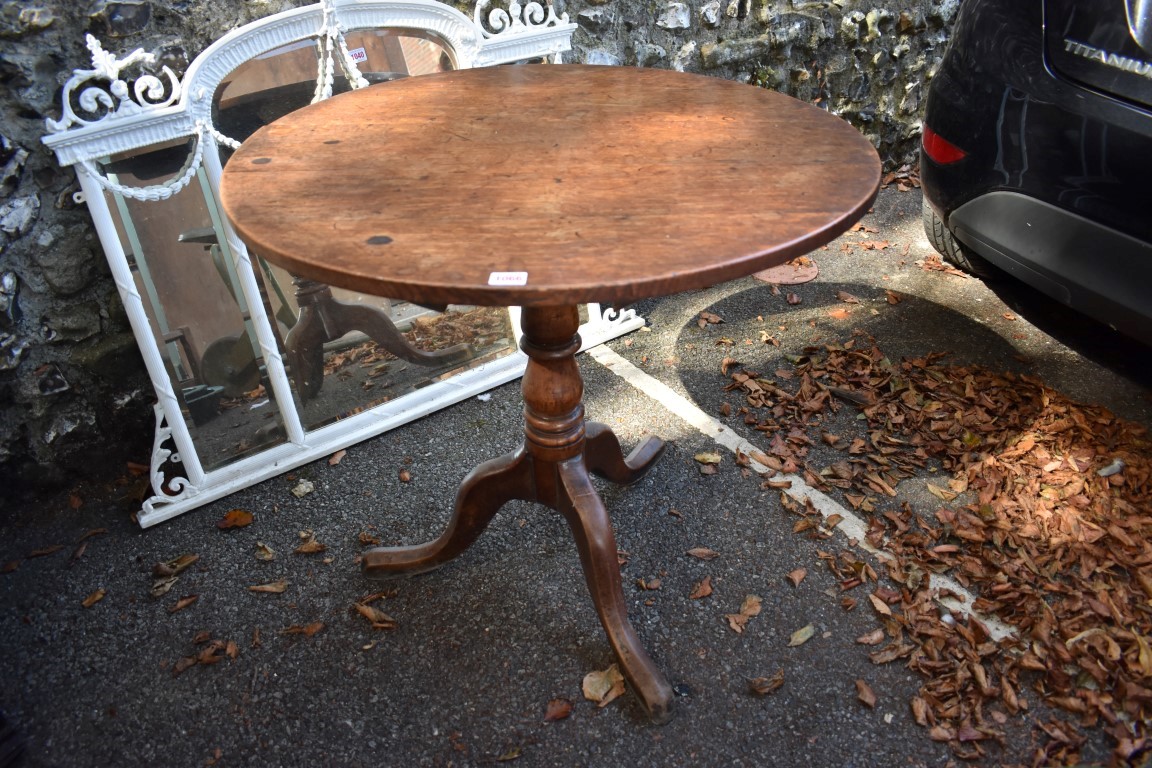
785,292,802,305
254,542,275,561
496,747,522,762
726,594,762,633
836,291,861,304
868,593,893,617
689,575,713,599
856,679,877,708
153,553,199,578
150,575,179,598
544,698,573,721
856,628,886,645
168,595,198,614
248,579,288,594
582,664,625,708
294,530,326,555
281,622,324,637
698,311,724,327
398,469,411,483
686,547,719,561
82,588,106,608
354,602,397,629
925,482,959,502
28,545,64,558
748,670,785,696
217,509,253,529
328,449,347,466
788,624,816,647
693,452,722,465
787,568,807,587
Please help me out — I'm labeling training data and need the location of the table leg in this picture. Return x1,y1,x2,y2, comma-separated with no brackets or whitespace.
361,304,672,723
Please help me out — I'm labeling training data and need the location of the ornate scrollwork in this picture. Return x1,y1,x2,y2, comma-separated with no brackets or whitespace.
46,34,181,134
474,0,569,39
141,404,196,515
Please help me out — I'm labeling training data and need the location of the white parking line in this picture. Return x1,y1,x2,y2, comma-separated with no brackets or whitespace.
588,344,1016,642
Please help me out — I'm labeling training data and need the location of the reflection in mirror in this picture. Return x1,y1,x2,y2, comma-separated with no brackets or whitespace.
212,30,454,147
273,298,516,434
211,30,516,436
99,140,290,472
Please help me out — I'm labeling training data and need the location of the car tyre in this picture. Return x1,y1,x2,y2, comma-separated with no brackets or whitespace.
922,198,995,278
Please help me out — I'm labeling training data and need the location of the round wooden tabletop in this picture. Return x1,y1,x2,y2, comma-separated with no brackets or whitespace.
220,64,880,308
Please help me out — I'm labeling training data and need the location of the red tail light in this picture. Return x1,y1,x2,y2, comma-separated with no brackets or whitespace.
922,125,967,164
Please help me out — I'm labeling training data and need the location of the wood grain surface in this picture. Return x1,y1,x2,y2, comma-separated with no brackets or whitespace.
220,64,880,307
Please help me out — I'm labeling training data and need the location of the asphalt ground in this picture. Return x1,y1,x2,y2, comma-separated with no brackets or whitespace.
2,188,1150,767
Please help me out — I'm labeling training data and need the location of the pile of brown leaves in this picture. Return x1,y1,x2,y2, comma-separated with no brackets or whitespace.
726,333,1152,765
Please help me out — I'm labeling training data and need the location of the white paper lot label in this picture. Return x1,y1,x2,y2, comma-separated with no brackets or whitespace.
488,272,528,286
348,47,368,63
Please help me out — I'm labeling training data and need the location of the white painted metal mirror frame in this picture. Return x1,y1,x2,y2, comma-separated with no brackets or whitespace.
42,0,645,528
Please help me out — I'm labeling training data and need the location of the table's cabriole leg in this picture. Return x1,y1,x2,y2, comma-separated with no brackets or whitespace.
520,306,673,723
584,422,666,485
557,459,674,724
361,448,533,578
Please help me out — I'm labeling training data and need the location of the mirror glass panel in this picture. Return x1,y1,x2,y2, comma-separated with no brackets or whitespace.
99,140,291,472
211,33,517,435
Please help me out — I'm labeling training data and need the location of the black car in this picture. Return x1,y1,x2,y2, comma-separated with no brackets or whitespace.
920,0,1152,346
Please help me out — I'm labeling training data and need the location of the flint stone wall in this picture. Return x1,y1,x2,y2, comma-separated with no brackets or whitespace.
0,0,956,491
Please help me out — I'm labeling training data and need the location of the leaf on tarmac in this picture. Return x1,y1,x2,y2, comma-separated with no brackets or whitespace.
294,530,326,555
726,595,762,633
544,698,573,721
82,588,106,608
248,579,288,594
788,624,815,647
582,664,625,708
686,547,719,560
787,568,807,587
689,575,713,599
151,575,179,598
168,595,198,614
354,602,397,630
856,679,877,708
217,509,253,529
281,622,324,637
748,670,785,696
153,553,199,578
868,593,893,617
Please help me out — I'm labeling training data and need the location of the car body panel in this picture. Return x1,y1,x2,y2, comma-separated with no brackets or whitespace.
921,0,1152,344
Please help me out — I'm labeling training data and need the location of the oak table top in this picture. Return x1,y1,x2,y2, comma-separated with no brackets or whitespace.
220,64,880,308
220,63,880,725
